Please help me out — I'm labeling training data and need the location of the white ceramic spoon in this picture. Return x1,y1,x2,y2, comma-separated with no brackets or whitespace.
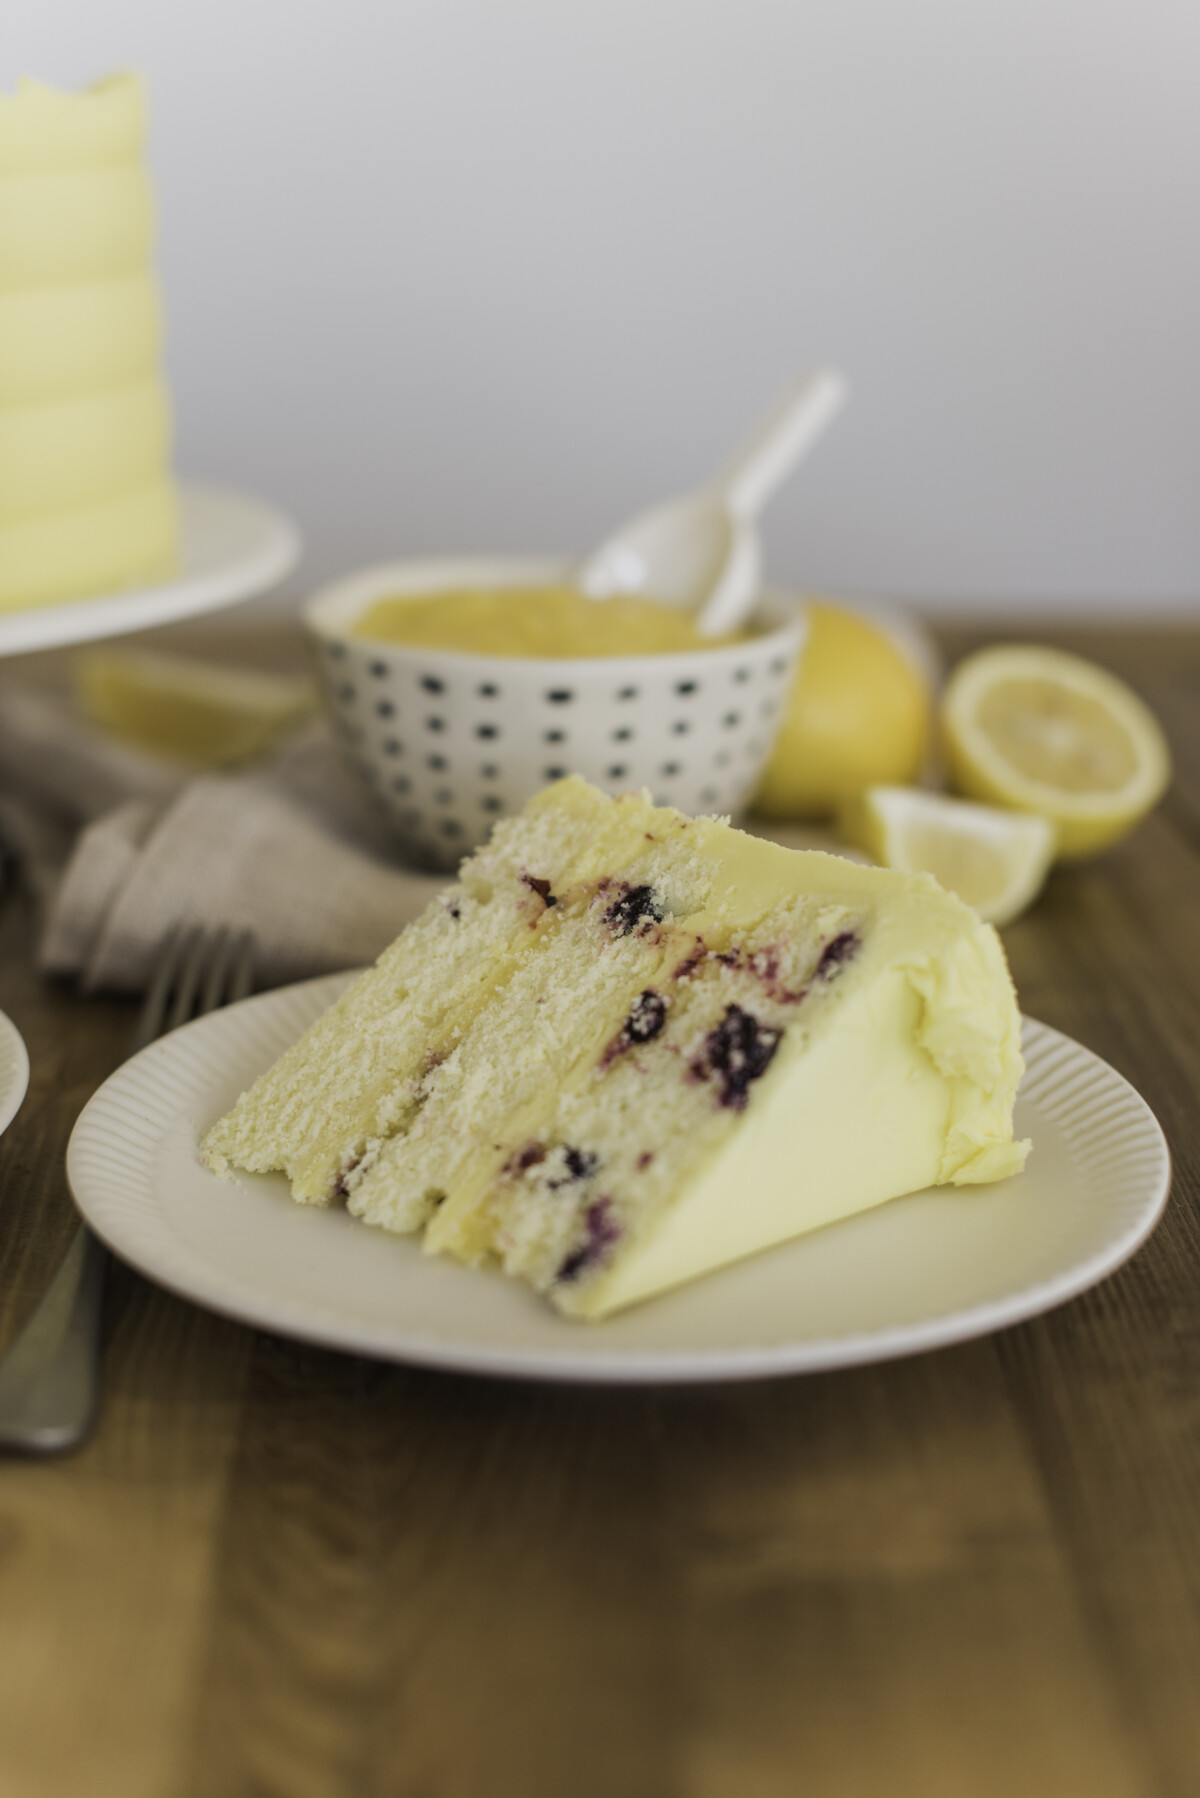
576,369,846,637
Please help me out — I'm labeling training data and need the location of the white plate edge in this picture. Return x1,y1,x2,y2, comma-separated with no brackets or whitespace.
0,1008,30,1138
65,987,1173,1384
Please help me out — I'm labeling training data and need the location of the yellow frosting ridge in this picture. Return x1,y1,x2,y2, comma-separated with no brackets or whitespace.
0,75,145,175
904,914,1030,1185
0,166,153,292
0,477,177,610
0,379,169,521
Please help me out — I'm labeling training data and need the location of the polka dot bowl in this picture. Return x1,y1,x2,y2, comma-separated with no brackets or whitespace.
304,557,807,871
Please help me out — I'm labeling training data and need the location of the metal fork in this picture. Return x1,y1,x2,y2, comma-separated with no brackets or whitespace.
0,926,255,1455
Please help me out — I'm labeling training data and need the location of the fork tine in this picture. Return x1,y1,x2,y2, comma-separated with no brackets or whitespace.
198,926,233,1017
165,926,207,1032
130,925,186,1054
227,929,257,1006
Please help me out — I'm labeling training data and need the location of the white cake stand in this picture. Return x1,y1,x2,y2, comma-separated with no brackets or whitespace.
0,480,301,658
0,481,299,1138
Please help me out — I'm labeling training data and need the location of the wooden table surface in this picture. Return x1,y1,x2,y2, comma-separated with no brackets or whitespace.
1,621,1198,1798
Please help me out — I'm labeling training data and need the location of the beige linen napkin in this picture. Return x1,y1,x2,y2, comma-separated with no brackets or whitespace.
0,682,855,996
0,687,445,992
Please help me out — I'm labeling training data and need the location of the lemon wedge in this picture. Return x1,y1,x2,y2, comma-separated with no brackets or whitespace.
840,785,1056,925
76,647,316,767
941,645,1171,858
753,601,931,819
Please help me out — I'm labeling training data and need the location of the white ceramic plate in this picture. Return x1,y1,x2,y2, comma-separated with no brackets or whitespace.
66,974,1170,1384
0,481,300,658
0,1008,30,1137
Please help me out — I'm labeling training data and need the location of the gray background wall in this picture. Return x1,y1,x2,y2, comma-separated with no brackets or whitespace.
7,1,1200,615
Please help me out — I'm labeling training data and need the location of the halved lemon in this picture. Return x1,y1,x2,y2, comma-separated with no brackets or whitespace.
76,647,317,767
840,785,1056,926
941,645,1171,858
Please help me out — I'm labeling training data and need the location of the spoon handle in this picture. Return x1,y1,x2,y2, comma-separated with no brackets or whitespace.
716,369,847,521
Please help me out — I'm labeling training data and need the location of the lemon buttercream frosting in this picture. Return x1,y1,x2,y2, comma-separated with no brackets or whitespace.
0,75,177,612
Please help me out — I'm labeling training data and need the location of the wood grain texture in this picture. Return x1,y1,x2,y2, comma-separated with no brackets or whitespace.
1,620,1198,1798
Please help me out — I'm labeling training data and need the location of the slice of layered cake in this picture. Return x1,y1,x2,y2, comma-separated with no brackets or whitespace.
202,777,1030,1318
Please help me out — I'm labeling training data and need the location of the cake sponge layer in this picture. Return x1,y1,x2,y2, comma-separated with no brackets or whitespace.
202,780,638,1203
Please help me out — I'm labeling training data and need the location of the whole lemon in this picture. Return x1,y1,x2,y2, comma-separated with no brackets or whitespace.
753,601,931,819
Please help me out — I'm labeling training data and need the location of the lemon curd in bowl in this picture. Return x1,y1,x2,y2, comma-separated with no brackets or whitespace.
304,558,806,870
352,583,751,659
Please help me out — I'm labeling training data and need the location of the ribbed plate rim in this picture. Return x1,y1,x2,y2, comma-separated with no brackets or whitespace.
66,975,1172,1384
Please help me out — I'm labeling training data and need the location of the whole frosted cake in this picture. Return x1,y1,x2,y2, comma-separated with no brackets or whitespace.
0,74,177,612
203,778,1030,1318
